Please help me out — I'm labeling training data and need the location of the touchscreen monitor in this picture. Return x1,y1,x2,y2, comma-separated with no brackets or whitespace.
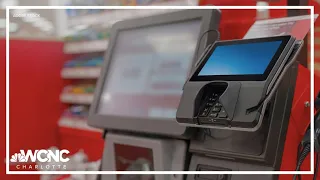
97,20,202,119
191,36,291,81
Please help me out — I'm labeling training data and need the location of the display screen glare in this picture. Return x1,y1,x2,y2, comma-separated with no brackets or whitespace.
198,40,282,76
98,20,202,119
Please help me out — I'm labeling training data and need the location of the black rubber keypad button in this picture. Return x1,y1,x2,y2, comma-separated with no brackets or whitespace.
209,112,218,117
208,97,216,102
206,102,214,106
211,106,221,112
215,102,222,107
198,92,224,118
200,111,207,117
200,107,210,117
218,109,228,118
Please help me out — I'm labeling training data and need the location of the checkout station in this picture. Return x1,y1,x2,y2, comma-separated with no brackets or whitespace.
88,9,313,180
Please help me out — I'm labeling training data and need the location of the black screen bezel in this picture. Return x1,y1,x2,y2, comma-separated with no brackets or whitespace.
190,35,291,81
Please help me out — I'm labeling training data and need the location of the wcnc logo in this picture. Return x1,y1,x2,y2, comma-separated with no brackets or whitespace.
10,149,70,170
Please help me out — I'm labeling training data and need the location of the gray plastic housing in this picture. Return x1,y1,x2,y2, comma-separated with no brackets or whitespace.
88,9,221,138
176,36,297,131
189,41,304,168
101,133,187,180
188,155,275,180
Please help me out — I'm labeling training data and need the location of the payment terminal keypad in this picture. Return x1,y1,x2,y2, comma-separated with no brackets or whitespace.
197,92,229,126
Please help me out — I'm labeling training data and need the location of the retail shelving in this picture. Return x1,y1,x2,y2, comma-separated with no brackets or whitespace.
67,0,196,27
60,93,94,104
64,39,108,54
61,67,101,79
68,9,174,27
58,117,102,133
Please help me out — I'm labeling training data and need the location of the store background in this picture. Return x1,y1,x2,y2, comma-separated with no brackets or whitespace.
0,0,319,180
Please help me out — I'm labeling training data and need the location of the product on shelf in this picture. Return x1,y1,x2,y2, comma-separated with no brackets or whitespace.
66,0,107,17
83,57,104,67
66,9,106,17
64,27,110,42
64,56,103,68
60,82,95,104
64,39,109,54
63,105,90,119
63,84,96,94
65,0,174,8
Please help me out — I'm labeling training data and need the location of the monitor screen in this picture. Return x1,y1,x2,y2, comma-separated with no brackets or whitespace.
97,20,202,119
190,35,291,81
198,41,282,76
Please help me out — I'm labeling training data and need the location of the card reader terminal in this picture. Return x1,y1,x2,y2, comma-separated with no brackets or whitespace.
176,35,300,131
197,90,229,126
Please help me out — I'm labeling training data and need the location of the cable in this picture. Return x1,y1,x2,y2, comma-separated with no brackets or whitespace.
296,143,302,180
195,29,220,60
293,91,320,180
247,42,302,115
314,153,319,180
297,144,311,169
293,144,311,180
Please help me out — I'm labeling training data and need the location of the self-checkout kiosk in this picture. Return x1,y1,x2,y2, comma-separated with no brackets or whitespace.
88,9,221,180
177,35,306,180
88,9,313,180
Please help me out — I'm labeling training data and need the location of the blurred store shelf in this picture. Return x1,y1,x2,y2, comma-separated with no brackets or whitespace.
67,0,197,27
64,39,108,54
58,126,102,140
58,117,102,133
68,9,172,27
61,67,101,79
60,93,94,104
